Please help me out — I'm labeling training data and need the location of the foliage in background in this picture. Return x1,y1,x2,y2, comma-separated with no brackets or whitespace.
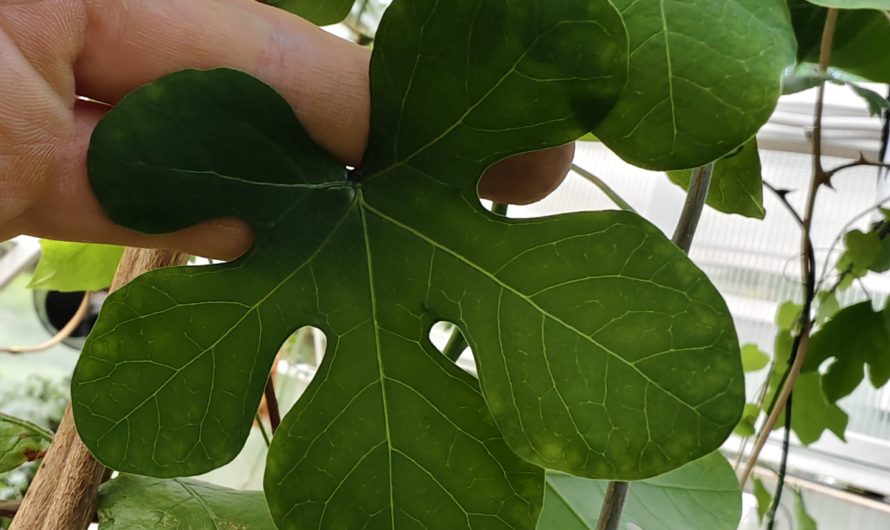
29,242,122,293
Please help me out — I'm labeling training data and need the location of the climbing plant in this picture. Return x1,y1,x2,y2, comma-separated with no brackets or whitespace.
7,0,890,528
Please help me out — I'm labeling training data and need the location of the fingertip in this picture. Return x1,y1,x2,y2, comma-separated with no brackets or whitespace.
478,143,575,205
164,217,255,262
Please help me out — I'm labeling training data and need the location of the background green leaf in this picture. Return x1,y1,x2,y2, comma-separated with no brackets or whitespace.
97,475,275,529
266,0,356,26
804,302,890,401
538,452,741,530
741,344,770,373
795,489,818,530
0,413,52,473
752,477,772,524
791,0,890,83
28,241,123,292
667,139,765,219
594,0,795,170
805,0,890,8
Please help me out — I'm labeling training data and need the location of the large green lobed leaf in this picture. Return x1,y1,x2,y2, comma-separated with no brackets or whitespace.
593,0,795,170
266,0,356,26
73,0,744,527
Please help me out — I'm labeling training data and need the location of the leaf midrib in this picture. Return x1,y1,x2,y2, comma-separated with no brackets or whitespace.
359,199,705,420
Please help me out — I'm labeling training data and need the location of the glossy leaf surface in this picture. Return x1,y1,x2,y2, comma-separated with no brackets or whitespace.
667,139,765,219
538,452,741,530
97,475,275,529
29,241,123,292
73,0,744,526
0,413,52,473
806,0,890,8
594,0,795,170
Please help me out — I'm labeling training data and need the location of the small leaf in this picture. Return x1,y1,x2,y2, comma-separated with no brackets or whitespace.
594,0,795,170
29,241,123,292
815,291,840,325
667,139,765,219
776,301,803,332
838,229,882,277
265,0,356,26
791,1,890,83
752,477,772,525
97,475,275,529
733,403,761,437
786,372,849,444
538,452,741,530
848,83,890,116
795,488,818,530
804,302,890,401
0,413,53,473
741,344,770,373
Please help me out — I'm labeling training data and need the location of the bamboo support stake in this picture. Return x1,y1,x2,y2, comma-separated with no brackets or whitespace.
11,248,188,530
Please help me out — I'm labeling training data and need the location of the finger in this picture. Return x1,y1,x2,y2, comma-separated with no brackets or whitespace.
478,144,575,205
77,0,370,166
11,100,253,260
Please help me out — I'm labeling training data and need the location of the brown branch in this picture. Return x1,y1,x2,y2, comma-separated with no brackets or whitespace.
0,500,21,518
824,153,890,181
1,292,91,354
739,7,839,490
264,376,281,433
11,248,189,530
595,482,629,530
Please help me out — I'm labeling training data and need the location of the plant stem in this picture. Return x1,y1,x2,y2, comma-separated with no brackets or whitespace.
671,164,713,252
766,392,793,530
597,162,713,530
491,202,509,216
0,500,21,519
739,7,838,492
595,481,629,530
256,414,272,448
264,376,281,433
442,325,468,362
571,164,637,213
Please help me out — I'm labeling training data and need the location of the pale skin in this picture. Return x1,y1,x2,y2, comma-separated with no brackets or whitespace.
0,0,573,260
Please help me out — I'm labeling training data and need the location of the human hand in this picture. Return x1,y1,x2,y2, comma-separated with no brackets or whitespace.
0,0,573,260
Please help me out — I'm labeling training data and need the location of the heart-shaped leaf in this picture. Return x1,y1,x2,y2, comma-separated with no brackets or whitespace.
537,452,742,530
73,0,744,527
667,139,765,219
593,0,795,170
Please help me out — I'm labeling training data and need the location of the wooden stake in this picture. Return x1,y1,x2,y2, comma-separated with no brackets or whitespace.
11,248,188,530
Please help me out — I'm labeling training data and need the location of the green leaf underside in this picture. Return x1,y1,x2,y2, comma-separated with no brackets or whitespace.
804,302,890,402
667,139,765,219
74,0,743,527
791,0,890,83
29,241,123,292
537,452,741,530
752,477,772,524
0,413,52,473
97,475,275,529
741,344,770,372
266,0,356,26
806,0,890,8
795,489,818,530
593,0,795,170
